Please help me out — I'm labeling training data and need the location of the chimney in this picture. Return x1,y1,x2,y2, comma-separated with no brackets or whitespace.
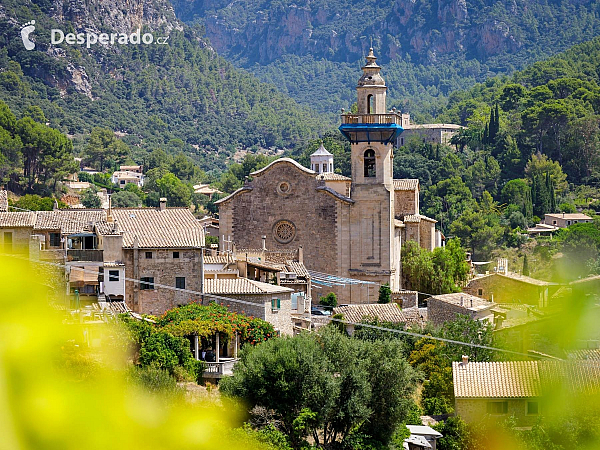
113,219,119,234
298,246,304,264
159,197,167,211
462,355,469,366
470,298,473,308
262,235,267,250
460,296,464,306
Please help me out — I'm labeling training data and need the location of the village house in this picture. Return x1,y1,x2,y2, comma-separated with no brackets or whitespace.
398,119,463,146
427,292,495,326
543,212,593,228
453,358,600,426
203,278,294,336
111,170,145,188
217,49,443,305
465,271,558,307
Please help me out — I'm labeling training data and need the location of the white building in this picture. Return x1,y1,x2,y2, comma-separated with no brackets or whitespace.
111,170,145,188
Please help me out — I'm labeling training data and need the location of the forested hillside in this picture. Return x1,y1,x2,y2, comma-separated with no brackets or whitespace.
0,0,328,171
172,0,600,119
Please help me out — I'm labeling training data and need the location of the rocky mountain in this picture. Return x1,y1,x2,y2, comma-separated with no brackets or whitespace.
170,0,600,117
0,0,328,171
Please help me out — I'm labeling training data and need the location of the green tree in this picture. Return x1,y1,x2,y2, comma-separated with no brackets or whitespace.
221,328,419,448
439,314,494,363
83,127,129,172
378,283,391,304
319,292,337,309
422,177,476,234
81,187,101,208
111,190,141,207
522,254,530,276
155,172,192,207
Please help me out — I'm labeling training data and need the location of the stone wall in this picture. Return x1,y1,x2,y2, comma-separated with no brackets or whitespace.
219,162,340,278
394,189,418,217
123,248,202,315
1,227,35,253
464,275,548,306
455,398,539,426
419,220,435,251
427,297,477,326
391,290,418,308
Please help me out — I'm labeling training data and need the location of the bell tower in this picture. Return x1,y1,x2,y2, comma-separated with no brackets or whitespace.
338,48,405,300
339,48,403,187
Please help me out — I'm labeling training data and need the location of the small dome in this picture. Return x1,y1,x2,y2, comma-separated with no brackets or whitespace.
311,143,333,156
357,48,385,87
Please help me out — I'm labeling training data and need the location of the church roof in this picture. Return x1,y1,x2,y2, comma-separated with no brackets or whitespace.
316,173,351,181
214,186,253,205
315,186,355,204
250,158,315,178
310,143,333,156
393,179,419,191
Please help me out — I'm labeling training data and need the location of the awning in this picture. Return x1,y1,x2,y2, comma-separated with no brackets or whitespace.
69,233,95,238
70,267,99,285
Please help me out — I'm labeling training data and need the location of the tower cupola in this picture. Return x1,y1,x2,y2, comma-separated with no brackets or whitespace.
310,142,334,174
357,48,387,115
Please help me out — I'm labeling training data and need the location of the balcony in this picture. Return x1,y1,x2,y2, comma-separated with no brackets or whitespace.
68,249,104,262
339,113,404,144
202,358,238,378
341,113,403,125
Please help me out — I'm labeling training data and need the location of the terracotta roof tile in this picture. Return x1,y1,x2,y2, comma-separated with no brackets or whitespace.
393,179,419,190
316,173,351,181
430,292,493,311
453,361,541,398
111,208,204,248
0,212,37,227
204,255,231,265
34,210,105,234
333,303,424,325
204,278,293,295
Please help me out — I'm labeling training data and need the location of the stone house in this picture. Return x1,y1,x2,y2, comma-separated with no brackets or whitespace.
106,203,205,315
217,49,441,305
464,272,559,307
398,120,463,146
543,213,593,228
111,170,145,188
427,292,495,326
203,278,294,335
453,359,542,426
454,358,600,426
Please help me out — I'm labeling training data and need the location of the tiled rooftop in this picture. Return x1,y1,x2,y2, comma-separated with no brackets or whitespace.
0,211,37,227
204,255,231,265
34,210,105,234
333,303,425,326
393,179,419,190
453,361,541,398
316,172,351,181
111,208,204,249
430,292,493,311
204,278,293,295
453,360,600,398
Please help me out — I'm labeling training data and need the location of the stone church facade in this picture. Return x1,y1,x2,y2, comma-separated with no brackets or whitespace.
217,49,440,304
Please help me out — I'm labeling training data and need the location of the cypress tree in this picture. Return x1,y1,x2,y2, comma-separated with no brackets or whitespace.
494,103,500,138
538,174,550,216
531,176,538,209
483,123,489,146
546,172,556,212
522,255,530,276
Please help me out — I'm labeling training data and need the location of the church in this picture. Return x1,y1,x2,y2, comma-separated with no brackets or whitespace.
217,49,442,304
